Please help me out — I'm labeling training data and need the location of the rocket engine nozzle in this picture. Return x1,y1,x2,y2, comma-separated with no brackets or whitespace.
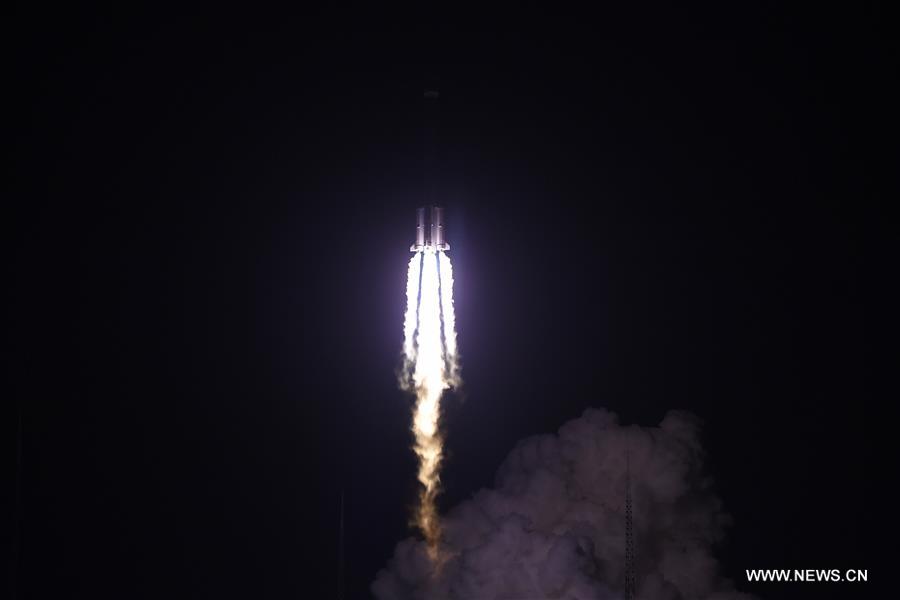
411,206,449,252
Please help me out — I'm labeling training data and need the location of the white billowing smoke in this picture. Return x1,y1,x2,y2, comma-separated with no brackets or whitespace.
400,248,461,561
373,408,757,600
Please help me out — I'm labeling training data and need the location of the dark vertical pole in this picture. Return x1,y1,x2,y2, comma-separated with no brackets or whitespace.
13,401,23,599
624,444,636,600
337,491,344,600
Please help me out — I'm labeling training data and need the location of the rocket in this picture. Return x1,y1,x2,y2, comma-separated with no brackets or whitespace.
411,206,449,252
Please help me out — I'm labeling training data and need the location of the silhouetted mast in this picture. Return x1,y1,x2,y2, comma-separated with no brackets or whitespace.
12,401,23,599
337,491,345,600
624,445,636,600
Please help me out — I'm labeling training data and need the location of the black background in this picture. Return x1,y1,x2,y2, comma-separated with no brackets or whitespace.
9,4,886,599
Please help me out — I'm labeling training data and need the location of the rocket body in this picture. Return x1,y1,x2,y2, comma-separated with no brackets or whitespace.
411,206,449,252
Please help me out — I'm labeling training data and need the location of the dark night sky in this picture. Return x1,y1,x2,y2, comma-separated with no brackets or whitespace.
8,4,886,599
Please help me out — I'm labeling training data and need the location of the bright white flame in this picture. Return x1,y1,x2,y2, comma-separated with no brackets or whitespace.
400,253,422,389
438,251,460,387
403,247,461,562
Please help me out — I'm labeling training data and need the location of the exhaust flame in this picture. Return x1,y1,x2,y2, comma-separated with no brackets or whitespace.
401,247,460,562
438,251,460,387
400,253,422,390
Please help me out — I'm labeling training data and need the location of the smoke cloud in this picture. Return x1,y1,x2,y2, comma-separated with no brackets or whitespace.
373,408,756,600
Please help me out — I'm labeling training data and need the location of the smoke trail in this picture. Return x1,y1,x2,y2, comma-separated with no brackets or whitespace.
403,248,461,562
412,249,445,558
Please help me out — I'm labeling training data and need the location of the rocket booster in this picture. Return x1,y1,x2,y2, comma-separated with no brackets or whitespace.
411,206,449,252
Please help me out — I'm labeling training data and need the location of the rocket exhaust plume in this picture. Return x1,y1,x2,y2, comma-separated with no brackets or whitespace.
401,206,460,562
400,253,423,389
